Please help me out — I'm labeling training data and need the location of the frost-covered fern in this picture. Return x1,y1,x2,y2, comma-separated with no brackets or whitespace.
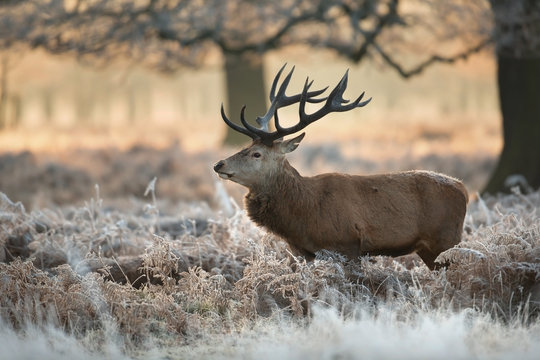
0,184,539,359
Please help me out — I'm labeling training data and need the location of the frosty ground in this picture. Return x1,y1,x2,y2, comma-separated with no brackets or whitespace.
0,143,538,359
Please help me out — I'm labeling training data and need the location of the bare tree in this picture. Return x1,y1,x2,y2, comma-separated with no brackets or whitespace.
0,0,537,192
482,0,540,194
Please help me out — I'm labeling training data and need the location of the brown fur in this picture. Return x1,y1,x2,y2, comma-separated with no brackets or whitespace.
215,139,468,270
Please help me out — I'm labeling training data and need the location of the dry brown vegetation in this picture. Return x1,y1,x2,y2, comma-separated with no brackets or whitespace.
0,142,538,358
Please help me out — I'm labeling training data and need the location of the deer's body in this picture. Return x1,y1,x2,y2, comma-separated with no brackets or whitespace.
214,65,468,269
244,159,468,268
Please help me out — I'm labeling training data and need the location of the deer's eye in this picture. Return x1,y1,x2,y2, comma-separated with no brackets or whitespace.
253,152,261,158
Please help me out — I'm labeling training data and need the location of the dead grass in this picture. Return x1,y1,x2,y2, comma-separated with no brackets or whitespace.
0,167,539,358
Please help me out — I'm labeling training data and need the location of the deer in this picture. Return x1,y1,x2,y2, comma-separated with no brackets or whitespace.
213,65,468,270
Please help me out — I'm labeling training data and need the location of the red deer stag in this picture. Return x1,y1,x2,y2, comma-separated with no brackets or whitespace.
214,65,468,269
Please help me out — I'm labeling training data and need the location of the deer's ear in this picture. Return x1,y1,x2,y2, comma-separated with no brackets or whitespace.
280,133,305,154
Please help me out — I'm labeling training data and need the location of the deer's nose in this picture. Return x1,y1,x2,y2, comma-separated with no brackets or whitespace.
213,160,225,173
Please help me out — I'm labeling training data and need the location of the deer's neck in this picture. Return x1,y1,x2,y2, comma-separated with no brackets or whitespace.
245,160,312,232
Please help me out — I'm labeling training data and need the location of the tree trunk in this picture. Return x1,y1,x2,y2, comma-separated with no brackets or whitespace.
223,53,267,145
484,0,540,194
483,56,540,193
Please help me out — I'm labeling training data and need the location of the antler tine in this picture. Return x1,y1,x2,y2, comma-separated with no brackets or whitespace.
272,69,371,138
328,69,350,107
269,64,328,104
274,76,315,133
267,76,319,137
221,103,257,140
276,72,329,107
330,70,371,108
350,91,372,108
355,92,372,107
256,65,329,130
255,65,295,130
274,108,285,133
301,69,364,122
269,63,287,102
240,105,268,138
301,80,329,104
298,76,313,126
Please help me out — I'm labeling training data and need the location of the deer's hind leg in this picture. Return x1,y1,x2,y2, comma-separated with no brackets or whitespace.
416,228,462,270
416,247,439,270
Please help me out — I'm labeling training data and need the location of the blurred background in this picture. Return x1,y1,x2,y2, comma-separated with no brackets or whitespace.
0,0,538,209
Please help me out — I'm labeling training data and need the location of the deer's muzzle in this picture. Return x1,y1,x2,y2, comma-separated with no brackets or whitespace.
213,160,225,173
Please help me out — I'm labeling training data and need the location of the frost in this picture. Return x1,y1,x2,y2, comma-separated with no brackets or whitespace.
1,182,539,359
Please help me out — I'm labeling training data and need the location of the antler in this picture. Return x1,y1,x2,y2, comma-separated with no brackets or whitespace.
220,64,371,146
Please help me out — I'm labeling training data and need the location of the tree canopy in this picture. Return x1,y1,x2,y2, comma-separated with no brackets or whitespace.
1,0,492,74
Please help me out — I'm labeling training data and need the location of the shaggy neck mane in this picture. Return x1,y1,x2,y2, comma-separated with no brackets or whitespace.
244,160,312,234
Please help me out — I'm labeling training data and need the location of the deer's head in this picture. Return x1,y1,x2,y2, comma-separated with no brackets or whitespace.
214,65,371,188
213,134,305,187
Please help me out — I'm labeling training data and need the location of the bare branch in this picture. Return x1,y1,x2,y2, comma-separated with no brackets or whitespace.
373,37,493,78
0,0,495,76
